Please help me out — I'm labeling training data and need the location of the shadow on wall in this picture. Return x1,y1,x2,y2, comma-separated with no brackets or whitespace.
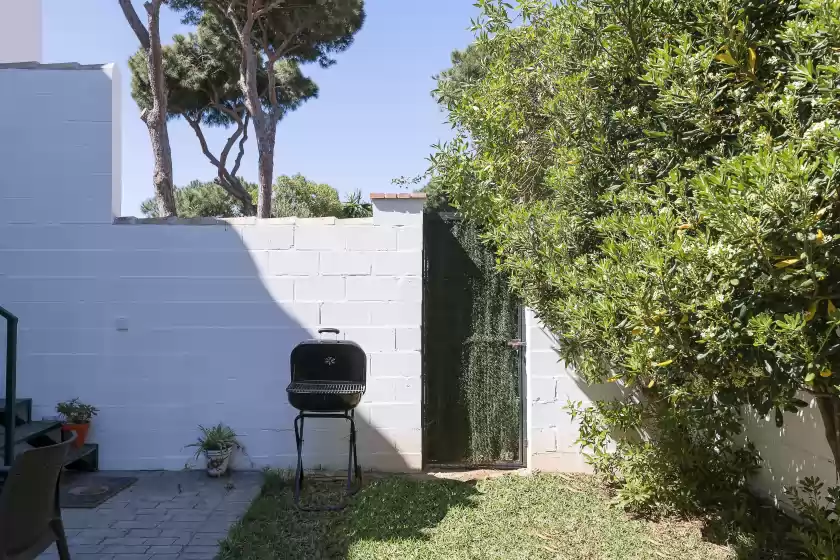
9,221,408,473
744,398,836,507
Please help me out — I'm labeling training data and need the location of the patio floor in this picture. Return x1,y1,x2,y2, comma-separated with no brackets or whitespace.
38,470,262,560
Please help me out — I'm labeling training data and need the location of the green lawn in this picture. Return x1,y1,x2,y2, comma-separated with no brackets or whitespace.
219,472,795,560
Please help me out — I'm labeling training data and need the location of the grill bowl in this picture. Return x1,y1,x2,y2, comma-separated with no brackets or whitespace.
287,381,364,412
287,392,363,412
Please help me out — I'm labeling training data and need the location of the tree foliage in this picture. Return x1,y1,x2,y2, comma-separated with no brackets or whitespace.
141,175,371,219
170,0,365,217
272,174,342,218
128,13,318,214
140,180,255,218
432,0,840,513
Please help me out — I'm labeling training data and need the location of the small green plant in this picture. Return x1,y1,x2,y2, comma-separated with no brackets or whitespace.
341,189,373,218
56,398,98,424
185,423,242,459
785,477,840,559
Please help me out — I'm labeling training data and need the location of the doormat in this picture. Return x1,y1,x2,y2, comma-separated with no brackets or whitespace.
60,475,137,508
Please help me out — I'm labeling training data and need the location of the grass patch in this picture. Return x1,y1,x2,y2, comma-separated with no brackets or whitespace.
219,472,797,560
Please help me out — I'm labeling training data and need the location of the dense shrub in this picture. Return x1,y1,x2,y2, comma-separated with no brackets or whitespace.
432,0,840,513
786,477,840,559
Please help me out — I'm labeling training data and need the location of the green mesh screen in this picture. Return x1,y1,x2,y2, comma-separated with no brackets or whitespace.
423,214,522,466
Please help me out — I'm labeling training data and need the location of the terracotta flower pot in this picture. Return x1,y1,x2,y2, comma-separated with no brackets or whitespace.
61,423,90,448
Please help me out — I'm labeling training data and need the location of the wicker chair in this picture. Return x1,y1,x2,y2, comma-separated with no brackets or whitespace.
0,435,75,560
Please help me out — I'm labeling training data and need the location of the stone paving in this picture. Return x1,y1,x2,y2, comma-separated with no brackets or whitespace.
39,471,262,560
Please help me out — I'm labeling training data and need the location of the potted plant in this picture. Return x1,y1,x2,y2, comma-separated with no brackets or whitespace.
56,398,98,448
186,423,242,477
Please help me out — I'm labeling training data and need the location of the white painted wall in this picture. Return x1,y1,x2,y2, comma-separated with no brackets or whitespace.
0,210,424,471
0,65,424,471
0,0,42,63
745,398,836,506
525,309,621,471
0,63,121,225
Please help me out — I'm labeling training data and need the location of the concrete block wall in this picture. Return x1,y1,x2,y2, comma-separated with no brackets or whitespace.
0,209,424,471
0,63,122,224
0,63,426,471
745,398,836,507
525,309,622,472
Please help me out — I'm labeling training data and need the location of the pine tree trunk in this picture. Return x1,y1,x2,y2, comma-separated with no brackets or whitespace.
144,112,176,217
118,0,177,216
145,1,176,217
255,118,277,218
237,20,275,219
257,144,274,218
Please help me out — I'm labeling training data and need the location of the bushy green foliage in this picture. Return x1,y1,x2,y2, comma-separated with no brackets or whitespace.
785,477,840,559
128,15,318,128
272,174,343,218
432,0,840,513
141,176,372,219
140,180,255,218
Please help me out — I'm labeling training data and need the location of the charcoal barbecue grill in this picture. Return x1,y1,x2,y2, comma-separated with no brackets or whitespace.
287,328,366,510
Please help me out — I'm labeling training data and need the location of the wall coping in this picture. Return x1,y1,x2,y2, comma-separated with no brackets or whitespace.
115,195,425,225
370,193,427,200
0,62,112,71
112,216,381,226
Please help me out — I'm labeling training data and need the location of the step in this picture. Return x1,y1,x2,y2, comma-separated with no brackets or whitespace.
0,420,62,451
65,443,99,471
0,398,32,424
0,443,98,471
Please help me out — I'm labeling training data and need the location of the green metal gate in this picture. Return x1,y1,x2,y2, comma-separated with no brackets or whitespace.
422,212,525,468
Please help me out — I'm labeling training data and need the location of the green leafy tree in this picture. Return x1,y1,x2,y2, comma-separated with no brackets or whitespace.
140,180,256,218
141,175,371,219
171,0,365,218
341,189,373,218
433,44,489,109
272,174,343,218
129,14,318,215
431,0,840,513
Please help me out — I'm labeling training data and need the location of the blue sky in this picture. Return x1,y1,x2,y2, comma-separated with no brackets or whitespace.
42,1,476,215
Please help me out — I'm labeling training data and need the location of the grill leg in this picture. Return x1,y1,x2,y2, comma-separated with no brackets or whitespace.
292,410,362,511
346,410,362,495
294,413,305,507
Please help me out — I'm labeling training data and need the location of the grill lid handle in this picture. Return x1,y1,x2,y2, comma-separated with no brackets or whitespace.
318,328,341,340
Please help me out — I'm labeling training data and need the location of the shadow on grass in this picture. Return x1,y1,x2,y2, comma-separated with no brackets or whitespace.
693,493,801,559
218,472,479,560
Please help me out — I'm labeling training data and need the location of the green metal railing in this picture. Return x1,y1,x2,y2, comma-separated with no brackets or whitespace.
0,305,18,466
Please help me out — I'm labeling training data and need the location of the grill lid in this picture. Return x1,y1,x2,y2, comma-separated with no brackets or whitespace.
290,328,367,385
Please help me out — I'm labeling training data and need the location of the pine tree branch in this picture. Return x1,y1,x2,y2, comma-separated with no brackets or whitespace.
185,115,224,170
232,112,250,178
185,114,253,212
217,107,246,169
118,0,151,50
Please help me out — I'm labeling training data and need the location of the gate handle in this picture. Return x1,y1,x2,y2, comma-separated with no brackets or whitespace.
507,339,526,349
